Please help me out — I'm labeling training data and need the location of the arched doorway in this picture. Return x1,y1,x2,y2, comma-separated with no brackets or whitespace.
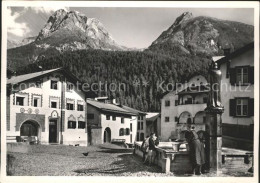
179,111,192,124
103,127,111,143
20,120,40,138
194,111,206,124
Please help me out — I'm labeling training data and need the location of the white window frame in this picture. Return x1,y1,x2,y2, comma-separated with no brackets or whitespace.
50,80,59,90
236,98,248,116
77,100,84,111
66,99,75,110
50,97,59,109
236,67,249,85
15,93,29,106
32,95,42,107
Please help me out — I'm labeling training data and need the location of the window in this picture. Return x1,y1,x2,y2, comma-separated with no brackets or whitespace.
141,122,143,130
185,98,192,104
140,116,143,120
165,116,170,122
50,97,59,108
68,121,76,129
51,101,57,108
119,128,124,136
106,115,110,120
121,117,124,124
112,115,116,121
125,128,130,135
87,114,94,119
67,103,74,110
32,95,42,107
51,80,58,90
137,132,139,141
137,122,140,130
236,99,248,116
138,116,141,120
230,66,254,85
35,80,42,88
77,104,84,111
175,117,178,122
66,82,74,92
130,123,132,132
66,99,74,110
78,121,86,129
16,96,25,106
165,100,170,107
230,98,254,117
236,67,248,84
15,93,28,106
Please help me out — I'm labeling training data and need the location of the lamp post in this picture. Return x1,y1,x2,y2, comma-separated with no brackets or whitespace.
204,60,224,175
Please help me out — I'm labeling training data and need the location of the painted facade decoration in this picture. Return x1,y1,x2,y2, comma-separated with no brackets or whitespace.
6,68,88,146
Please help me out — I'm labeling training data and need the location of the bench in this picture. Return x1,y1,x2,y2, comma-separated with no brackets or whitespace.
222,153,253,164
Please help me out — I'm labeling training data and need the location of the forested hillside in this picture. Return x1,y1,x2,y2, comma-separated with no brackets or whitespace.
16,50,211,111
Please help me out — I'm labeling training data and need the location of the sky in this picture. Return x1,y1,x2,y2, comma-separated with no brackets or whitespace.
7,7,254,49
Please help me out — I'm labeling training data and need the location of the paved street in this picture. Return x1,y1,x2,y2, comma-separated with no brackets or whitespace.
8,144,253,176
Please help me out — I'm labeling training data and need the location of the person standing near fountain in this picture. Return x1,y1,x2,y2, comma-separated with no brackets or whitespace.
141,135,150,162
185,124,205,175
144,133,157,166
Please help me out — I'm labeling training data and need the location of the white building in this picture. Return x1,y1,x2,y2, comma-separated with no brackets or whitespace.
160,75,208,141
87,99,138,145
6,68,88,146
146,113,161,139
121,105,147,142
215,42,254,150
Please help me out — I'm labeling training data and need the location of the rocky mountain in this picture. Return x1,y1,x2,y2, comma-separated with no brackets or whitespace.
7,9,126,69
35,9,125,51
7,36,36,49
148,12,254,56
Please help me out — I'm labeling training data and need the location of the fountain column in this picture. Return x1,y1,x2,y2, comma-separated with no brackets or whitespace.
204,61,224,175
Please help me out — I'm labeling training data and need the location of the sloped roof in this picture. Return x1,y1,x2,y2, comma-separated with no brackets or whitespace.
121,105,147,115
146,112,160,122
217,42,254,65
7,68,80,84
212,56,225,62
87,100,136,116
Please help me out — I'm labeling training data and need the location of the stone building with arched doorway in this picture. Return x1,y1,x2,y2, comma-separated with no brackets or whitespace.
87,98,138,145
160,75,208,141
6,68,88,146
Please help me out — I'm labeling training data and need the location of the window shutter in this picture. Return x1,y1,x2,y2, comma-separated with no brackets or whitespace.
229,99,236,116
249,66,254,84
229,68,236,85
248,98,254,117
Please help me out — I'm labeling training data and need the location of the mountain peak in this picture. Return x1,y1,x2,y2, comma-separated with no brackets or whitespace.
148,12,253,56
173,12,193,26
35,9,125,51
